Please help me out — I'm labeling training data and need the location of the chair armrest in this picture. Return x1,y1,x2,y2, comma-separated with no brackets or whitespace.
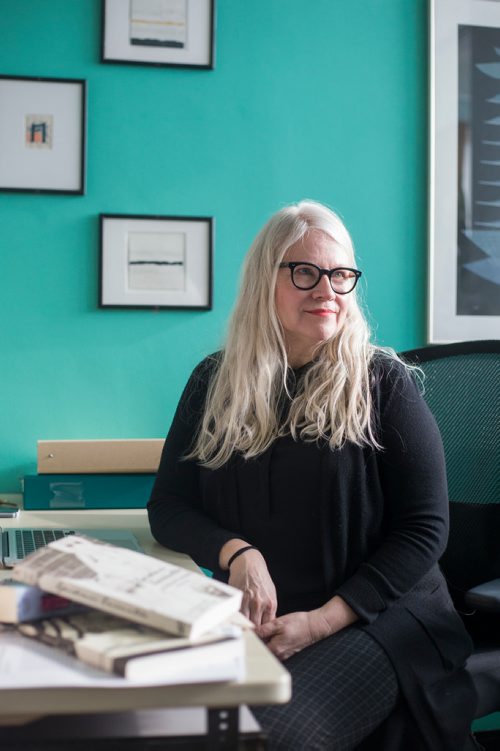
465,579,500,612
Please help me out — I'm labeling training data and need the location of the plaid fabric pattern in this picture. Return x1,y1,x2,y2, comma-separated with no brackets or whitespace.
252,626,398,750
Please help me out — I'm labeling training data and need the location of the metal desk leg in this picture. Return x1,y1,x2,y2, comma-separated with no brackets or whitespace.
207,707,239,750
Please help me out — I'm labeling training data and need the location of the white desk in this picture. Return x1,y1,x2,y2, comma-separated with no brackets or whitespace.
0,507,291,748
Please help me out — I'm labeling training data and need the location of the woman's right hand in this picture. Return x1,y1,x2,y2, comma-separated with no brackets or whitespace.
227,548,278,626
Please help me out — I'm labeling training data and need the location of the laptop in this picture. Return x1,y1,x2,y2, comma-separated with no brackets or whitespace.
0,527,143,568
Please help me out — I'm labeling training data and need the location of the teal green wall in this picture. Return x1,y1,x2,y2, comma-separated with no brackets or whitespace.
0,0,428,492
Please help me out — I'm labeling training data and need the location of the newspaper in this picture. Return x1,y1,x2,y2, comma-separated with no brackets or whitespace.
12,535,242,640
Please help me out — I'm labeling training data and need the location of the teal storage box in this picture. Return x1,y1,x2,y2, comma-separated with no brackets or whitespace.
23,474,156,510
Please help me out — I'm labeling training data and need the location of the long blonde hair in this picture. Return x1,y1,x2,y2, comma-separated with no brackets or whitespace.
189,200,383,468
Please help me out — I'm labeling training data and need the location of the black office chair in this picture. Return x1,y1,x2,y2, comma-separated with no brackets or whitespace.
401,340,500,730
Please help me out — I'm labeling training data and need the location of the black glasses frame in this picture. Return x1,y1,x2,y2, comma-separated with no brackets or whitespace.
279,262,362,294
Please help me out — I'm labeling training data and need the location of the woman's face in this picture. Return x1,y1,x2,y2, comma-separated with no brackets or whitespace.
275,229,353,367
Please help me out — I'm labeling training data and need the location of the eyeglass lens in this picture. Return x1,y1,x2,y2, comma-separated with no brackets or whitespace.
292,264,359,293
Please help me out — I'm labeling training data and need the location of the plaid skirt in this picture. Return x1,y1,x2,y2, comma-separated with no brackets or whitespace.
252,625,398,751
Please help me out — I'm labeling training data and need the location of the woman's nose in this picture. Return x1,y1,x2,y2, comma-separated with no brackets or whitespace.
312,274,336,298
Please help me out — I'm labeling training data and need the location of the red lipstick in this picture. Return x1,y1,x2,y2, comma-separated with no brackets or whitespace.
306,309,336,317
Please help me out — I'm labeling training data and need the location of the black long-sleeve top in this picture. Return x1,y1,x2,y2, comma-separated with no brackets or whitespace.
149,354,448,618
148,353,477,748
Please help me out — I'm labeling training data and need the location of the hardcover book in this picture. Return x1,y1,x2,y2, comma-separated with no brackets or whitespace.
17,610,244,682
12,534,243,640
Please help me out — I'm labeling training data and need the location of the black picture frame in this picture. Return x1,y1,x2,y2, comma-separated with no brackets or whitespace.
99,213,214,310
101,0,216,70
0,75,86,195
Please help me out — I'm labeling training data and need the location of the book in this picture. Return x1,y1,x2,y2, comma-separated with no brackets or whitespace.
0,580,85,623
22,473,156,510
12,534,243,640
16,610,244,682
37,439,164,474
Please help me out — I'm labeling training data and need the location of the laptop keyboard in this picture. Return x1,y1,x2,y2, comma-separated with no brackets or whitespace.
14,529,75,559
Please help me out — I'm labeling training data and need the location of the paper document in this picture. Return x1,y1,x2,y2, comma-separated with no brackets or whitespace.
0,629,244,688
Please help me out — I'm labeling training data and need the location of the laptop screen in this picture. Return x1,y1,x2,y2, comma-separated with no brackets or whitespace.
0,528,142,568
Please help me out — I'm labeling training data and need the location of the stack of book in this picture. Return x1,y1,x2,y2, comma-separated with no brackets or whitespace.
0,535,245,685
23,439,164,510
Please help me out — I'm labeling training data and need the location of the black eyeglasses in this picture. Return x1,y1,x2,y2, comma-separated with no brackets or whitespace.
279,262,362,294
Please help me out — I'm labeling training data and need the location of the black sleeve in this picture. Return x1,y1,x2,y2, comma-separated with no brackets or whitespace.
335,359,449,622
147,356,240,575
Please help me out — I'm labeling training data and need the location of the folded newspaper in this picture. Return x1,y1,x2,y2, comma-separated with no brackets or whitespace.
12,535,242,640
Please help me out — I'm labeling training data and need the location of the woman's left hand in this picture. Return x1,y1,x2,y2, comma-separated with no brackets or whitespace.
256,609,332,661
256,597,358,661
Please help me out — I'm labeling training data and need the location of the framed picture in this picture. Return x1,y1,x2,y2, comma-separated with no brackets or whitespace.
0,75,86,195
101,0,215,69
99,214,213,309
429,0,500,342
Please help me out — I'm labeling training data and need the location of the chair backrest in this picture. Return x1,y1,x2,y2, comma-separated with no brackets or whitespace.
401,340,500,594
401,341,499,504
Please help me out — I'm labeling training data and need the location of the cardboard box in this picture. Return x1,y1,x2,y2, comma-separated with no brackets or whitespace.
37,439,164,475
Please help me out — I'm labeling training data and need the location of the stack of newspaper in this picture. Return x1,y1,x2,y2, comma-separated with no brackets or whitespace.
0,535,245,686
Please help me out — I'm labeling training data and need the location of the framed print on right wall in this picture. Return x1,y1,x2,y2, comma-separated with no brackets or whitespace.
429,0,500,342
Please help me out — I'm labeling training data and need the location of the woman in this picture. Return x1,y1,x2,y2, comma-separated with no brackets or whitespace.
148,201,477,749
